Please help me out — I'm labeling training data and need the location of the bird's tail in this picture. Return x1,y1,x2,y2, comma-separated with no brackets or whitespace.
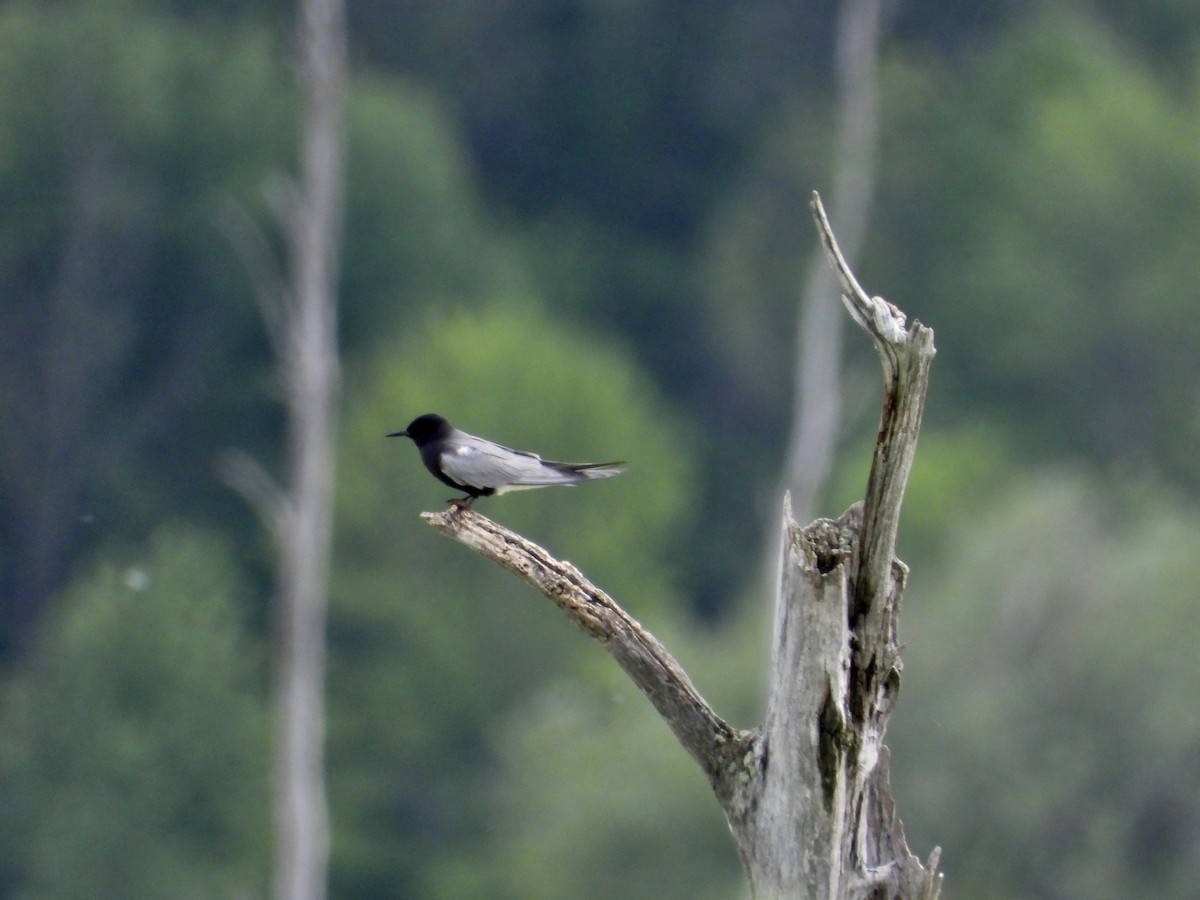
562,461,627,480
502,459,626,489
540,460,624,482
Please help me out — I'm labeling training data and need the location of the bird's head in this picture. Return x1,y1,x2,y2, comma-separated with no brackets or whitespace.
387,413,451,446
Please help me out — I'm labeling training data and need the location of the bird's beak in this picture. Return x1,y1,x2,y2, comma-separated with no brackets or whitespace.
386,430,408,438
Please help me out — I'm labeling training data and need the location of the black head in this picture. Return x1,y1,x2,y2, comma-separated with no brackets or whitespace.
387,413,452,446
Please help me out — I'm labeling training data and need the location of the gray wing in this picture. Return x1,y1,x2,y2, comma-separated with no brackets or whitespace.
439,435,586,490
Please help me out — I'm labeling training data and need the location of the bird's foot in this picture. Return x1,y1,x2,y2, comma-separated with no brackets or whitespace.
447,496,474,511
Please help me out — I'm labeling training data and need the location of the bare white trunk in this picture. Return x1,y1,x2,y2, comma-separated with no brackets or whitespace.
273,1,344,899
219,2,343,897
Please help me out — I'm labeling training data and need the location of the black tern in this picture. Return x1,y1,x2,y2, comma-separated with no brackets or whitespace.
388,413,626,507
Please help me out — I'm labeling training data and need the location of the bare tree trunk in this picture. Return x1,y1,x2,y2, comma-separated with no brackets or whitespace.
224,2,344,899
273,3,345,899
422,195,941,898
783,0,890,525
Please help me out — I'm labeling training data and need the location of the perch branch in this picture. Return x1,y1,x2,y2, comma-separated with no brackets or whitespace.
420,507,752,800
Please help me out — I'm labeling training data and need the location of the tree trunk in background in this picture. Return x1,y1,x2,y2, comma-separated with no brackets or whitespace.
783,0,889,525
274,1,345,899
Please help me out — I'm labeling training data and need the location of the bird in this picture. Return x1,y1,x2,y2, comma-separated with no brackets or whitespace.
388,413,626,508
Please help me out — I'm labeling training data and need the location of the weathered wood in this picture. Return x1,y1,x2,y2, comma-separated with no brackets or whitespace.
421,191,941,899
809,193,935,617
730,495,940,899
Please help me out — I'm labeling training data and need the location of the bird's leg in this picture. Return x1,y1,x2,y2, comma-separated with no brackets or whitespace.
448,495,475,510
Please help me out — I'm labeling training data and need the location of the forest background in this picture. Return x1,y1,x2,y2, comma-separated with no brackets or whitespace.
2,0,1199,897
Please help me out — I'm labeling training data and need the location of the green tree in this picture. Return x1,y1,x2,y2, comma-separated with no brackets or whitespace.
445,681,741,900
0,527,269,898
889,473,1200,899
0,0,294,644
874,7,1200,491
338,74,531,350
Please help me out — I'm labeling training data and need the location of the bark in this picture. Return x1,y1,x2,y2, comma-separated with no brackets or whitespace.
422,193,940,898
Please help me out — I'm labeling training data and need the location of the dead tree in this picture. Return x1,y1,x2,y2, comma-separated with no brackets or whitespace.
422,193,942,899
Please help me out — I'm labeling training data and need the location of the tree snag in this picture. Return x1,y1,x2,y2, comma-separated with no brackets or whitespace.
223,2,345,898
422,192,942,899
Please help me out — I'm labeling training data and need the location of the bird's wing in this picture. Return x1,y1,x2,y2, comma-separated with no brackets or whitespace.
439,435,583,489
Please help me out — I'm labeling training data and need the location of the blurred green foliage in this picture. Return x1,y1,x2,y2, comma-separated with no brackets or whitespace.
891,475,1200,899
339,76,531,350
875,7,1200,488
0,527,268,897
1,0,1198,897
0,0,295,640
440,676,743,900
